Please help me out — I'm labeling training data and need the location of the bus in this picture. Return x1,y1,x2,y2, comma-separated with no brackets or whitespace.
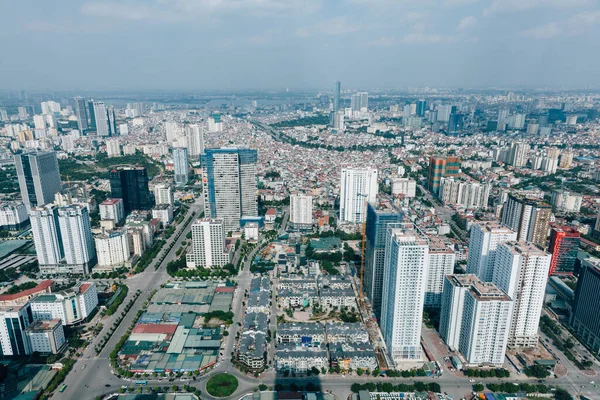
135,380,147,386
59,384,67,392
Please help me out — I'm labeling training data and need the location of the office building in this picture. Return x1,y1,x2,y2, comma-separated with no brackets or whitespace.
109,167,154,213
106,139,121,157
58,205,95,270
0,303,33,356
99,198,125,224
457,277,512,366
333,81,341,112
448,113,463,134
570,257,600,353
339,167,378,224
95,229,131,269
153,184,173,206
25,319,67,355
427,156,460,196
466,221,517,282
501,194,552,248
15,151,63,211
380,224,428,361
364,202,403,317
93,101,110,136
186,218,230,268
0,201,29,231
30,205,64,266
87,100,96,130
436,105,452,123
507,142,530,167
30,282,98,326
492,242,551,348
107,106,117,136
548,226,580,276
290,194,313,230
416,100,427,117
173,147,189,185
425,236,456,308
74,96,88,132
439,178,490,209
201,148,258,231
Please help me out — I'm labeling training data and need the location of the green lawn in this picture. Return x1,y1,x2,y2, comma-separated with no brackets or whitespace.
206,373,239,398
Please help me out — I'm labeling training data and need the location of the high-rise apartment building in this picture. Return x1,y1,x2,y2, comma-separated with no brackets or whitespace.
74,96,88,132
186,218,230,268
57,205,95,271
501,194,552,248
507,142,530,167
207,114,223,132
153,184,174,206
93,101,110,136
570,257,600,353
95,229,130,268
492,241,551,348
173,147,189,186
427,156,460,196
425,236,456,308
15,151,63,211
466,221,517,282
350,92,368,111
364,202,403,317
339,167,378,224
107,106,117,136
186,124,204,158
380,224,428,361
201,148,258,231
109,167,154,213
439,178,490,209
30,205,63,266
99,198,125,224
0,303,33,356
106,139,121,157
548,226,580,275
289,194,313,230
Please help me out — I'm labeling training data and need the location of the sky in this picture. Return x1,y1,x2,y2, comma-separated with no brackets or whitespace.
1,0,600,91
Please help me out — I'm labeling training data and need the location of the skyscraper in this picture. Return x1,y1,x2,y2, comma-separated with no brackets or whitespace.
74,96,88,132
380,224,428,361
109,167,154,213
93,101,109,136
30,204,63,266
15,151,63,211
57,205,96,270
448,113,464,134
426,156,461,196
570,257,600,353
501,194,552,248
492,241,551,348
201,148,258,231
107,105,117,136
186,218,230,268
186,124,204,158
416,100,427,117
425,236,456,307
289,194,313,230
466,221,517,282
333,81,341,112
507,142,530,167
339,167,378,224
548,226,581,276
173,147,189,186
87,100,96,130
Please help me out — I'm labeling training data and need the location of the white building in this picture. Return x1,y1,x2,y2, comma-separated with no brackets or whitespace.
153,184,174,206
391,177,416,198
208,115,223,132
186,218,230,268
466,221,517,282
186,124,204,159
172,147,189,185
551,190,582,213
244,222,259,241
152,204,173,228
99,198,125,223
425,236,456,308
93,101,109,136
290,194,313,230
25,319,67,354
57,205,95,269
30,282,99,326
339,167,378,223
95,230,131,268
492,242,551,348
119,123,129,136
0,201,29,231
30,205,64,265
165,121,182,144
439,178,490,209
106,139,121,157
0,303,33,355
380,224,428,361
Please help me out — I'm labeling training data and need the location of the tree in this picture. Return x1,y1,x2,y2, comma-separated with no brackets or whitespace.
259,384,268,391
554,388,573,400
523,364,551,378
473,384,484,392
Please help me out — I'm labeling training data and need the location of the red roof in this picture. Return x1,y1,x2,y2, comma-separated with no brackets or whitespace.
101,198,122,205
79,283,92,294
0,280,53,302
266,208,277,215
133,324,178,335
215,287,235,293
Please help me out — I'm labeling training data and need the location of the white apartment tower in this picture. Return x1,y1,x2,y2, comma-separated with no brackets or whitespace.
290,194,313,230
173,147,189,185
95,230,130,268
30,205,63,265
339,167,378,223
93,101,110,136
425,236,456,307
106,139,121,157
380,224,428,361
466,221,517,282
57,205,96,268
186,124,204,158
492,241,551,348
186,218,230,268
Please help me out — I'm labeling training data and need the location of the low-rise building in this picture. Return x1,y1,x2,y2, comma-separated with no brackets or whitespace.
275,344,328,373
329,342,378,371
325,322,369,344
25,319,67,354
276,322,325,345
30,282,99,326
320,287,356,309
152,204,173,228
277,288,319,309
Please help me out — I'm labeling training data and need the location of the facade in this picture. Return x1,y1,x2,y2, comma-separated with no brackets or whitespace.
152,204,174,228
0,303,33,356
186,124,204,158
244,222,259,241
186,218,230,268
391,177,416,197
106,139,121,157
15,151,62,211
439,178,490,209
275,344,328,373
364,202,403,317
427,156,460,196
466,221,517,282
0,201,29,231
95,229,131,268
548,226,581,275
325,323,369,344
425,236,456,308
93,101,109,136
440,274,479,351
380,224,428,361
492,242,551,348
99,198,125,224
153,184,174,206
276,323,326,345
30,282,99,326
550,190,583,213
30,205,64,266
333,81,341,112
507,142,530,167
57,205,96,270
25,319,67,354
339,167,378,223
501,194,552,248
201,148,258,231
290,194,313,230
570,259,600,353
109,167,154,213
330,343,377,371
173,147,189,186
74,96,88,132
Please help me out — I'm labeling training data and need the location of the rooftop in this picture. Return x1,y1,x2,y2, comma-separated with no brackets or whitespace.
100,198,122,206
0,280,53,302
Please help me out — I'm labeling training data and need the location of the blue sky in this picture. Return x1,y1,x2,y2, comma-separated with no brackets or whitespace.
1,0,600,90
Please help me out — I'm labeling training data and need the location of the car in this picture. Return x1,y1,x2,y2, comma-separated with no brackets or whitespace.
105,384,111,387
590,381,595,385
469,379,475,383
81,365,86,370
538,380,543,383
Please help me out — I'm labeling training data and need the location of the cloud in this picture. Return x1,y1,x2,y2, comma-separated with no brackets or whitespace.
457,16,477,31
520,10,600,39
520,22,562,39
483,0,592,16
296,16,360,38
